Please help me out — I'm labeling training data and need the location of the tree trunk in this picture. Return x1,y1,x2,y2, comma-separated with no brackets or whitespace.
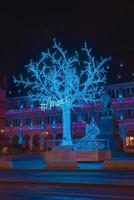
61,104,72,146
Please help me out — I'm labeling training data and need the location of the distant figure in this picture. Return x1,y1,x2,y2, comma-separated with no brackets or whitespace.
101,90,111,117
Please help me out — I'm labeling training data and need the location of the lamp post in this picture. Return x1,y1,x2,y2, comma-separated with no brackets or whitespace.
52,121,57,148
40,121,46,151
18,122,23,145
118,91,124,121
9,123,13,154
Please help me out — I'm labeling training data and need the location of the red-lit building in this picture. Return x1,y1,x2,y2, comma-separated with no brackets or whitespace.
0,88,6,131
5,82,134,152
0,76,7,151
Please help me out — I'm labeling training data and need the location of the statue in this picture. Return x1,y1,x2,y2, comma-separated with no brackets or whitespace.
85,118,100,138
73,118,105,150
100,90,111,117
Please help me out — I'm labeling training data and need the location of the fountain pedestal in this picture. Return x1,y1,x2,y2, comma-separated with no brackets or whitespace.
97,117,117,151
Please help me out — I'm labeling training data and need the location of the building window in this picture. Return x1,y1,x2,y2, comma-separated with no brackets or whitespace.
116,90,119,98
34,101,40,108
46,115,53,124
131,109,134,118
6,118,12,127
108,90,112,98
112,90,115,98
23,117,31,126
131,88,134,95
83,112,89,123
13,117,20,127
126,88,130,97
72,113,78,123
55,114,62,124
35,116,42,125
126,136,134,148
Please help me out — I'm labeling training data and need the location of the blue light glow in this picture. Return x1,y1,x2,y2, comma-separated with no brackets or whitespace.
117,73,122,79
30,103,34,111
18,122,23,145
41,121,45,130
20,104,24,111
52,121,57,129
29,122,34,130
118,93,123,99
120,113,124,120
120,63,123,67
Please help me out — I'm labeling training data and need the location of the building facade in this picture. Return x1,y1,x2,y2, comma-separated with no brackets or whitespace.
5,82,134,152
0,76,7,152
0,88,6,132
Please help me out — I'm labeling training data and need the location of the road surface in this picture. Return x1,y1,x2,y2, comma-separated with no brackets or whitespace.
0,184,133,200
0,170,134,186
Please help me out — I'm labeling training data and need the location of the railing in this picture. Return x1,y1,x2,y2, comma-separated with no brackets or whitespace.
45,139,109,151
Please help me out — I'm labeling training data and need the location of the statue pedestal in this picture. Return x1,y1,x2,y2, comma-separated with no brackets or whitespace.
75,150,111,162
97,117,117,152
44,150,78,169
44,149,111,166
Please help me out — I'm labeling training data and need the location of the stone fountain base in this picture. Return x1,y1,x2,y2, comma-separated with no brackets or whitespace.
44,149,111,166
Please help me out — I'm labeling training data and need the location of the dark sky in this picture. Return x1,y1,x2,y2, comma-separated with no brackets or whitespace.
0,0,134,94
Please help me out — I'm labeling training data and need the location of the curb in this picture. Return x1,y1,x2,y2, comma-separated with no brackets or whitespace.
1,168,134,173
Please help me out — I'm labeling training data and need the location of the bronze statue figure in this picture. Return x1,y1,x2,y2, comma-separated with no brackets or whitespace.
100,90,111,117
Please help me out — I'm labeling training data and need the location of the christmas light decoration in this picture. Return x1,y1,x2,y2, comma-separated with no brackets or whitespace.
13,39,110,145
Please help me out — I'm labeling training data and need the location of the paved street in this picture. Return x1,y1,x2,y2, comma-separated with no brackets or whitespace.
0,170,134,186
0,184,134,200
0,154,134,199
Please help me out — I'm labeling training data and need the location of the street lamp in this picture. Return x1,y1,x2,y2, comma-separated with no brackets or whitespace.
118,91,125,121
9,123,13,154
18,122,23,145
40,121,46,151
52,121,57,148
41,121,45,132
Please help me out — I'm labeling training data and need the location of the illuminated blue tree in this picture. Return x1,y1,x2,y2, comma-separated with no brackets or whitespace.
13,39,110,146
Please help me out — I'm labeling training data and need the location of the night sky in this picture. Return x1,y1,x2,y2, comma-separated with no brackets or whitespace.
0,1,134,95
